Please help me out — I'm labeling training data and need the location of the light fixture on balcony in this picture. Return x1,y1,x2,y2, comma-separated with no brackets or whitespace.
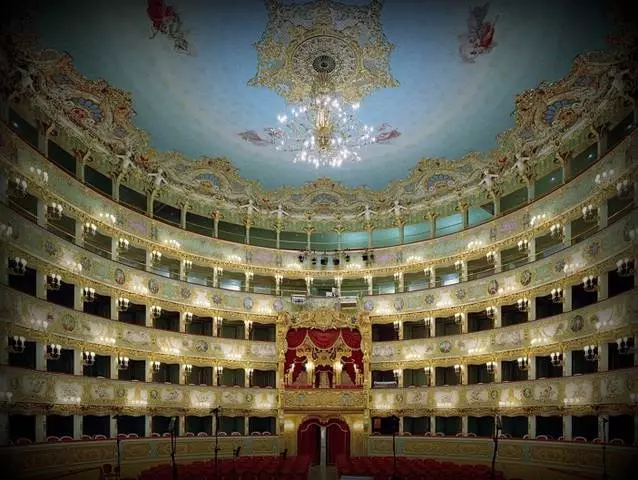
583,345,599,362
150,360,161,373
183,259,193,272
550,287,564,303
247,367,254,387
516,298,530,312
486,361,497,374
8,335,26,353
393,271,403,281
529,213,547,228
454,260,464,272
594,168,615,186
486,250,497,265
165,239,181,249
453,364,462,375
46,273,62,291
150,305,162,319
393,368,401,381
485,306,497,319
82,222,97,237
0,223,13,240
29,166,49,184
245,320,254,335
581,204,597,223
467,240,483,251
517,239,529,253
117,297,130,311
362,249,375,264
424,317,433,329
8,257,27,276
150,250,162,265
184,311,193,324
616,178,632,198
117,238,130,252
582,275,598,292
215,365,224,383
423,267,433,279
117,355,129,370
46,343,62,360
617,337,635,355
517,357,529,371
47,202,63,220
550,351,563,367
392,320,401,339
81,350,96,366
82,287,96,303
0,392,13,404
549,223,564,240
10,177,28,197
183,364,193,374
616,258,635,277
454,312,464,324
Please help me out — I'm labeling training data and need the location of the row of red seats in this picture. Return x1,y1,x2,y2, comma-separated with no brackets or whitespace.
336,456,505,480
138,455,310,480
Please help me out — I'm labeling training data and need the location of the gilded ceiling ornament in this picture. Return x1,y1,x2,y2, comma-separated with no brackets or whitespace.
249,0,398,104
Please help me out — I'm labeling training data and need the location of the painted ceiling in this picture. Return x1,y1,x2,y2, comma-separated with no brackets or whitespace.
32,0,613,189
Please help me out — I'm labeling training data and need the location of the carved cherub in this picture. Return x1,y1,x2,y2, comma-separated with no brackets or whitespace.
479,169,499,194
147,168,166,189
358,203,377,223
239,199,260,216
270,204,288,222
387,200,407,219
608,67,634,105
512,152,533,182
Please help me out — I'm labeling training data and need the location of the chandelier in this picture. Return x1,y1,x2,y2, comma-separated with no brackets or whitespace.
273,65,376,168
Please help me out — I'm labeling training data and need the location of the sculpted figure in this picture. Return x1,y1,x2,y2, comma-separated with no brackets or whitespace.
479,169,499,194
387,200,407,220
270,204,288,222
608,67,634,104
239,199,260,216
512,152,533,182
147,168,166,189
358,204,377,223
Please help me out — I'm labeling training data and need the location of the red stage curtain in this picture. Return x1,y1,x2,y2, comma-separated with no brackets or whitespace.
297,421,321,465
326,419,350,465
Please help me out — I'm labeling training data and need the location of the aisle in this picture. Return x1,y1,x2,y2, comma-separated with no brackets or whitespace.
309,466,338,480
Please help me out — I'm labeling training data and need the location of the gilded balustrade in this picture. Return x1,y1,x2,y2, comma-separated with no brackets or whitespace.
0,287,277,369
1,123,634,278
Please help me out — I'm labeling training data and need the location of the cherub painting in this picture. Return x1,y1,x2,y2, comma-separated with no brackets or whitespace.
459,3,499,63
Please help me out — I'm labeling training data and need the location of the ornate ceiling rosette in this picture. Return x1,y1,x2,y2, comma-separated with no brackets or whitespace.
248,0,398,104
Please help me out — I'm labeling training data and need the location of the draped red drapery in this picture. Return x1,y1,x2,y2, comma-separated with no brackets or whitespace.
297,418,350,466
297,420,321,465
285,328,363,384
326,418,350,465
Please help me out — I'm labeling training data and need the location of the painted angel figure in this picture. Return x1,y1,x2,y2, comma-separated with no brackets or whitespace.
387,200,407,220
115,150,136,173
239,199,260,217
358,204,377,223
9,65,36,101
512,152,533,181
608,67,634,105
147,168,166,189
270,204,288,222
479,169,499,194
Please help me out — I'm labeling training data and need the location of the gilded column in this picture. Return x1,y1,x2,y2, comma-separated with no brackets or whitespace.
212,210,221,238
425,212,437,239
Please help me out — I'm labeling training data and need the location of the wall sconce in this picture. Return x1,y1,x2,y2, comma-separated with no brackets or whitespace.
0,392,13,404
486,361,497,374
550,351,563,367
150,305,162,319
183,259,193,272
454,260,464,271
393,368,401,382
46,202,63,220
247,367,254,387
117,297,130,311
81,350,96,366
550,287,564,303
616,258,635,277
117,355,129,370
46,343,62,360
423,267,433,279
165,239,181,249
183,364,193,374
594,169,615,186
453,364,462,376
215,365,224,383
393,271,403,281
81,287,95,303
423,366,432,378
245,320,254,337
150,250,162,265
517,239,529,253
150,360,161,373
117,238,130,252
99,213,117,225
393,320,401,338
516,298,530,312
485,306,497,319
10,176,28,197
8,335,26,353
454,312,464,324
549,223,564,240
424,317,433,329
9,257,27,276
362,249,375,263
184,311,193,324
82,222,97,237
616,337,634,355
529,213,547,227
582,275,598,292
517,357,529,371
486,250,497,265
46,273,62,291
583,345,599,362
616,178,632,198
0,223,13,240
581,204,597,223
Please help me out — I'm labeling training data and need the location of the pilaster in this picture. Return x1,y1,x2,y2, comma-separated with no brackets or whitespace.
35,414,46,443
598,343,609,372
73,415,83,440
597,272,609,302
562,416,572,441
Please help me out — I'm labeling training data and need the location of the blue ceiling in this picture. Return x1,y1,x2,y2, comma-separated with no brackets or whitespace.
34,0,612,189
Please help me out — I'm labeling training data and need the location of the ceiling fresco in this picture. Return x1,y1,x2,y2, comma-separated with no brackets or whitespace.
28,0,616,189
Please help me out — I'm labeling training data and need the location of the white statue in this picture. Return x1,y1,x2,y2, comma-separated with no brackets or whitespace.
512,152,532,181
147,169,166,189
239,199,260,216
358,204,377,223
608,67,631,99
387,200,407,219
270,204,288,222
479,169,499,193
14,65,36,95
116,150,135,173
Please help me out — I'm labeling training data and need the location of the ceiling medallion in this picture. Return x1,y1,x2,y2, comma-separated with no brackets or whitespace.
249,0,398,169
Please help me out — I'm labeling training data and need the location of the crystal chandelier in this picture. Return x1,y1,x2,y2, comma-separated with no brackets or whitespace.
273,67,376,168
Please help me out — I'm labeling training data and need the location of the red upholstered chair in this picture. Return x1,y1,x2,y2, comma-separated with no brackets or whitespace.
197,432,208,437
251,431,261,436
46,436,60,442
94,434,107,440
162,432,171,438
230,431,242,436
81,434,93,441
609,438,625,445
262,431,272,436
60,436,74,442
16,438,32,445
128,433,139,439
185,432,195,437
150,433,160,438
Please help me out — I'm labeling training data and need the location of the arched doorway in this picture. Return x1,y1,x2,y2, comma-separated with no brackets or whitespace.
297,418,350,466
